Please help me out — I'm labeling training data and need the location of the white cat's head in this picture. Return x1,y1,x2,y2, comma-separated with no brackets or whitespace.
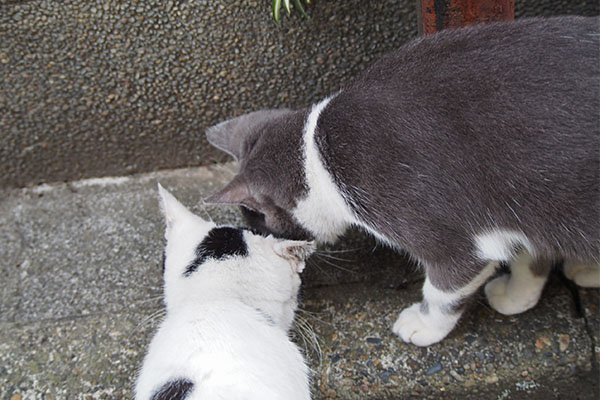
157,184,315,331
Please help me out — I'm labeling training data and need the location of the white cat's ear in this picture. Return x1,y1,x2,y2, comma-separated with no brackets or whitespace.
205,175,260,211
157,183,199,237
206,109,292,160
274,240,316,273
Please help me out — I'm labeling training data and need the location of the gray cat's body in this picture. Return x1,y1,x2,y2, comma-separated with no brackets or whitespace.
206,16,600,346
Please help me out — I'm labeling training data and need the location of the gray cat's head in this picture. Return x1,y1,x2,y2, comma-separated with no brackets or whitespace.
206,109,314,241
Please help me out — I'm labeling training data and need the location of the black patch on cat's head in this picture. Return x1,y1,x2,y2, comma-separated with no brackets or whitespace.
184,227,248,276
151,378,194,400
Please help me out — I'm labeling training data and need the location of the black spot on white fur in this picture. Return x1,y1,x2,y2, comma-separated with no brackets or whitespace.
151,378,194,400
184,227,248,276
255,307,276,326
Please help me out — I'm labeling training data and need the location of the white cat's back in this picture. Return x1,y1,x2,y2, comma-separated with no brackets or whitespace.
136,301,310,400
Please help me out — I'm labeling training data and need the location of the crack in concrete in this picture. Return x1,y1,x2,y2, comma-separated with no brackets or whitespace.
558,268,599,373
0,312,103,330
578,290,599,374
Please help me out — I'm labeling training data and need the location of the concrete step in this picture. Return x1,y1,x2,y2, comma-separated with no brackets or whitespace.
0,164,598,399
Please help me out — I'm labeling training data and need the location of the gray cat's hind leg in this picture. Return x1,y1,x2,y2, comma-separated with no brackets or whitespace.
564,260,600,287
484,250,549,315
393,262,498,346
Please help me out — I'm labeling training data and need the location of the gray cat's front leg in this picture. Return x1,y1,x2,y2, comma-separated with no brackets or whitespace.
393,262,498,346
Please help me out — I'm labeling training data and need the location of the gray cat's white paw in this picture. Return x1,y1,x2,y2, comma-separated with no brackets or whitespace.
392,303,453,347
484,274,541,315
564,262,600,288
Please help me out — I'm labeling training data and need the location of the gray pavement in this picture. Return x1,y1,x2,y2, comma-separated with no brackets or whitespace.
1,164,598,399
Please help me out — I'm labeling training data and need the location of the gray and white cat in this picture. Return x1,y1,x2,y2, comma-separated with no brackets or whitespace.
135,184,314,399
204,16,600,346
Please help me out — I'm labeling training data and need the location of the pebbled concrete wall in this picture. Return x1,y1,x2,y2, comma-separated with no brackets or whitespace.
0,0,598,188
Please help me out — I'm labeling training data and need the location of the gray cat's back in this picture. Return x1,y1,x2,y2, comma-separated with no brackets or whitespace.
317,16,599,265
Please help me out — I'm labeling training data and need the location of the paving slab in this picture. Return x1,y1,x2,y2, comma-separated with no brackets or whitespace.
0,164,598,399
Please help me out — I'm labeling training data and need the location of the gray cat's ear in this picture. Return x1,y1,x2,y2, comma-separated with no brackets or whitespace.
274,240,316,273
205,175,260,211
206,109,292,160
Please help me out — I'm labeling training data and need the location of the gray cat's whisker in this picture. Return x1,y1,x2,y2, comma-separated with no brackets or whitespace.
306,258,335,279
211,163,238,178
313,251,353,263
315,246,368,254
313,254,357,273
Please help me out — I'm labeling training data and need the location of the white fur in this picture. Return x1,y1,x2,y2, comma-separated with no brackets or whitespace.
136,185,312,400
564,260,600,287
484,250,548,315
474,229,534,261
393,262,498,346
292,95,356,244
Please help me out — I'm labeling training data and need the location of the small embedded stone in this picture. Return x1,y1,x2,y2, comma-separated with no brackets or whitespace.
558,334,570,352
425,362,442,375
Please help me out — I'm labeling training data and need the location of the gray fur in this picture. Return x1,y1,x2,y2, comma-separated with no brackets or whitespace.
207,109,311,239
207,17,599,295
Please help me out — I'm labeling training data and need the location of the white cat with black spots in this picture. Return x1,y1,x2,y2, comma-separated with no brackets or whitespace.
135,185,314,399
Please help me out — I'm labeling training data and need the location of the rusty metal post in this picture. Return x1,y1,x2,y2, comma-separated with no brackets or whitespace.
418,0,514,35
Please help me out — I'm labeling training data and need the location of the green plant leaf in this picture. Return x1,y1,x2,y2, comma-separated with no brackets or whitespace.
272,0,282,23
293,0,310,20
273,0,310,22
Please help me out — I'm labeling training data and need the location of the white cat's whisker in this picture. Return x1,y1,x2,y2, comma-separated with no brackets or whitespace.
132,308,166,335
133,296,164,306
122,281,162,292
196,199,216,223
293,314,323,363
297,308,334,327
